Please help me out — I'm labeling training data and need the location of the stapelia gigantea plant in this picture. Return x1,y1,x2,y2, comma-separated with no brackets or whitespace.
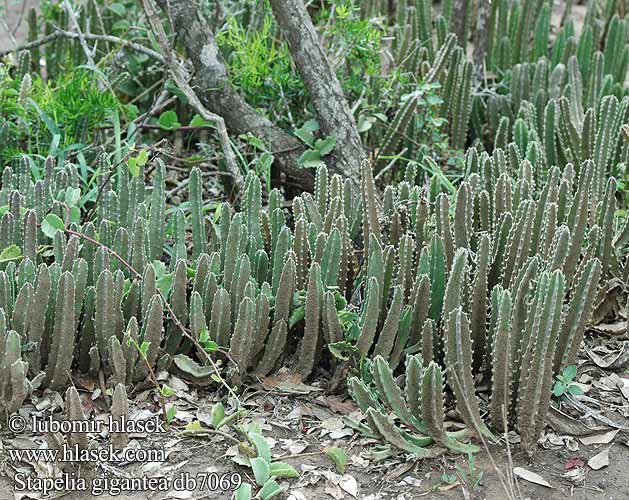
0,151,362,405
361,0,629,169
1,133,626,460
340,151,622,454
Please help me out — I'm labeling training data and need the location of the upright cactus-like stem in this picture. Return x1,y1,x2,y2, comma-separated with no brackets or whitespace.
489,290,512,432
295,263,322,378
148,160,165,262
517,270,565,452
361,161,381,259
111,383,130,450
46,272,76,391
65,387,88,449
444,308,492,439
190,168,208,258
357,277,380,357
1,330,29,414
228,296,255,385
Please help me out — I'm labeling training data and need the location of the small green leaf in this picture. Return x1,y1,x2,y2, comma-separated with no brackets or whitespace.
189,114,214,127
199,327,209,344
156,273,174,295
165,80,188,103
250,457,270,486
139,341,151,357
127,157,139,177
203,340,219,353
136,149,149,167
302,119,320,132
161,385,176,397
441,472,457,485
327,341,354,361
426,94,443,105
42,214,65,238
0,245,22,263
108,3,126,16
299,149,322,169
249,433,272,463
357,115,376,133
234,483,252,500
315,135,336,156
553,381,566,397
211,402,226,429
165,405,177,423
324,447,348,474
567,384,584,396
294,128,315,147
563,365,577,382
268,461,299,478
158,110,181,130
65,187,81,207
288,305,306,329
69,207,81,224
112,19,130,31
184,420,203,432
258,479,283,500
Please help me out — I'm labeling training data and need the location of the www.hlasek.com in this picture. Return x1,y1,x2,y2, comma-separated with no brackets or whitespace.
7,414,243,496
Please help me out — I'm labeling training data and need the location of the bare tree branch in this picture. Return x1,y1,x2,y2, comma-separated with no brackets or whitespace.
268,0,366,180
0,29,166,62
63,0,97,69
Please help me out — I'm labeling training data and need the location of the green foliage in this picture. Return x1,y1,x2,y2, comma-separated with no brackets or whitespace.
0,66,123,163
294,120,337,168
552,365,584,398
216,14,304,125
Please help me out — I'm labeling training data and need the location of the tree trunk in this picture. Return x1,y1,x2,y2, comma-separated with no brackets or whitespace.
154,0,314,191
472,0,490,84
268,0,366,180
452,0,469,47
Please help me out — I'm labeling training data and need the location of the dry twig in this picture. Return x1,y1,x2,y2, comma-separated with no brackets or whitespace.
141,0,244,193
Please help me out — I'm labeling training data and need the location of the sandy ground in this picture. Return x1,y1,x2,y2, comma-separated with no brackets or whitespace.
1,394,628,500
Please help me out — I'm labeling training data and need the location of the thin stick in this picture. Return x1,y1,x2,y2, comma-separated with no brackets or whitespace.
63,0,97,69
141,0,244,194
0,29,165,63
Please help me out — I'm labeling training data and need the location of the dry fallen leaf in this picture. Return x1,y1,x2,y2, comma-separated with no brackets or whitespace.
548,406,608,436
315,396,358,416
338,475,358,498
592,321,628,337
579,429,619,445
513,467,553,488
321,417,345,432
261,373,323,394
586,342,629,369
588,446,612,470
